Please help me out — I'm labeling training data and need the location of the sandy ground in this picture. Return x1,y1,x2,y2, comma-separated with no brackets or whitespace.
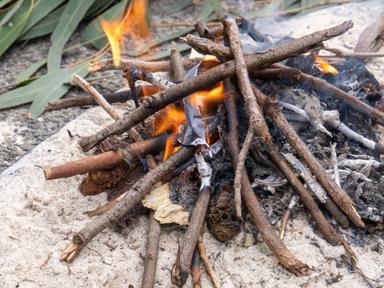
1,0,384,287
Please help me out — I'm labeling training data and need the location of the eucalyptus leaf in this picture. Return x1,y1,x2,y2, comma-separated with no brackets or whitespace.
30,62,89,117
159,0,192,15
15,58,46,82
85,0,116,20
19,4,64,40
0,0,33,57
20,0,66,35
81,0,129,50
47,0,95,72
0,0,23,28
0,0,13,9
0,62,89,115
207,0,223,18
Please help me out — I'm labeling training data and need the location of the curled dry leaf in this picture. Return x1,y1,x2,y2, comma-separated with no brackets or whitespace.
142,183,189,225
355,15,384,52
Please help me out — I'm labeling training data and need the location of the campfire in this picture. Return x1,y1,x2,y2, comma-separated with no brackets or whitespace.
42,3,384,287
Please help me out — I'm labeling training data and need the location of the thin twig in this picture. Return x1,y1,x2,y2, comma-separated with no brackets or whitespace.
280,195,299,239
223,79,309,275
78,21,353,151
331,143,341,186
171,152,212,286
224,17,345,244
234,127,254,218
253,87,364,228
73,74,121,120
60,146,195,262
197,235,221,288
89,58,200,73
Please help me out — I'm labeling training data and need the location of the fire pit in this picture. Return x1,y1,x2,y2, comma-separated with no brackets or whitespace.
1,0,384,287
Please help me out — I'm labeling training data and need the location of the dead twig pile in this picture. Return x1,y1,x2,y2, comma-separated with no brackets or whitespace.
43,16,384,287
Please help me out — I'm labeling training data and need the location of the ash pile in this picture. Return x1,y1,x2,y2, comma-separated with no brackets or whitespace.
43,15,384,288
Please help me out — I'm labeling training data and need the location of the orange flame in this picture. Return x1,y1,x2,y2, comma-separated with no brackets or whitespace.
163,134,181,160
101,0,150,67
314,55,339,75
188,81,225,116
154,56,225,159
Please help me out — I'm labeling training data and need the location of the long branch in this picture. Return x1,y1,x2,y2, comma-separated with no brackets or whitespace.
78,21,353,151
224,17,342,245
89,58,200,73
60,146,195,262
43,134,168,180
253,87,364,228
223,79,309,275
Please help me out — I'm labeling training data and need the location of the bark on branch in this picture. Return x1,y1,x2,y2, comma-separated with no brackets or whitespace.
60,146,195,262
79,21,353,151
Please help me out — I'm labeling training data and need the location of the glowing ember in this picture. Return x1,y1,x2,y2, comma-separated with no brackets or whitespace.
314,55,339,75
101,0,150,67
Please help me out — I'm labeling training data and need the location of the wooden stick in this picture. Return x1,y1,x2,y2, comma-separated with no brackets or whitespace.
43,134,168,180
45,90,133,111
180,34,231,59
253,66,384,127
280,102,384,153
141,211,161,288
191,248,203,288
89,58,200,73
234,127,254,218
73,74,121,120
253,88,364,227
60,146,195,262
224,17,342,244
197,235,221,288
170,42,186,82
280,196,299,239
223,79,309,275
171,152,212,286
195,20,215,40
79,21,353,151
283,153,350,228
331,143,341,186
73,74,142,142
183,35,384,127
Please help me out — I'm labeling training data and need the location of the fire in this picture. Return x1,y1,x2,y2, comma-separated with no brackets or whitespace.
153,56,226,159
101,0,150,67
314,54,339,75
188,81,225,115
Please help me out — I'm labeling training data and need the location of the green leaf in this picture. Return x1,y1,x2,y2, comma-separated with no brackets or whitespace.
0,0,14,9
15,58,46,82
0,0,23,28
47,0,96,72
81,0,129,50
85,0,116,20
19,4,64,40
141,43,191,61
158,0,192,15
20,0,66,35
0,62,89,116
207,0,224,18
0,0,33,56
29,62,89,117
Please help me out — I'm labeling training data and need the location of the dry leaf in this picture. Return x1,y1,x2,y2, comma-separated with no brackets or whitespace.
355,15,384,52
142,183,189,225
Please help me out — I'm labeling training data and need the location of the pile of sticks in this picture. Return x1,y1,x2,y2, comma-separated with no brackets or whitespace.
43,17,384,287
